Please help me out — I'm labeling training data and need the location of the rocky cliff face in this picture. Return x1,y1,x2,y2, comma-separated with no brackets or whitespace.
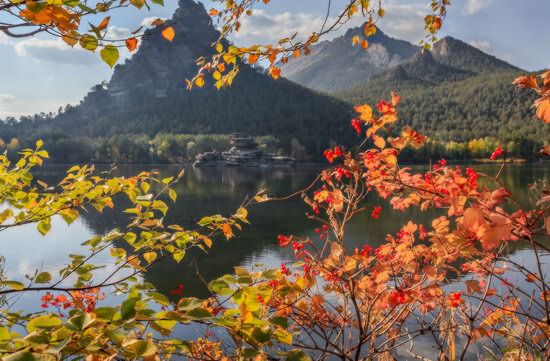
70,0,217,117
45,0,352,141
279,26,419,93
279,23,521,94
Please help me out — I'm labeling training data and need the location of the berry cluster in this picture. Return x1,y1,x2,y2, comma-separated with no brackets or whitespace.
446,292,463,308
376,100,393,114
433,158,447,171
41,292,72,310
323,146,343,163
171,283,184,296
359,245,373,256
388,290,407,305
278,234,291,247
334,167,352,181
490,146,504,160
351,118,362,134
371,206,382,219
466,167,479,188
280,262,290,276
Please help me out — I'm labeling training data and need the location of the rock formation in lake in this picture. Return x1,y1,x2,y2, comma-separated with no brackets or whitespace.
193,134,295,167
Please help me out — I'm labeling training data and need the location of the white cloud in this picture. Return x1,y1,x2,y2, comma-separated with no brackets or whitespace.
0,32,11,45
140,16,168,28
0,94,18,105
468,39,514,62
376,2,428,42
231,10,325,46
106,26,132,41
230,1,429,47
462,0,492,15
14,37,98,65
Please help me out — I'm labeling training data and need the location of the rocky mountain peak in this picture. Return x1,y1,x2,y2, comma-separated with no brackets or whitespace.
279,24,418,92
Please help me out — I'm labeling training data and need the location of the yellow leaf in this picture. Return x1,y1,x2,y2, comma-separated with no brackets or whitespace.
354,104,372,121
373,135,385,149
143,251,157,264
162,26,175,42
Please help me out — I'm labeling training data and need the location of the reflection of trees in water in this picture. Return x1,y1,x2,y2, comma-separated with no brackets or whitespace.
29,164,550,299
72,165,322,298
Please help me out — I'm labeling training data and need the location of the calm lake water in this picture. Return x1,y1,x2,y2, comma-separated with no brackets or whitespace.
1,164,549,337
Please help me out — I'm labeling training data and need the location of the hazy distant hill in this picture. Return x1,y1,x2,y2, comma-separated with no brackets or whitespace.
279,26,418,93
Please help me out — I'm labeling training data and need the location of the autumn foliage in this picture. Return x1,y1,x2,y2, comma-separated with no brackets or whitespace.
0,78,548,360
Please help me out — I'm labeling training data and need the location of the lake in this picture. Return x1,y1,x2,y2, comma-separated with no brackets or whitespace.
1,163,548,329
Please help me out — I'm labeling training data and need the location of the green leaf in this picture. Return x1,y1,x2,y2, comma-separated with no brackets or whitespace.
120,298,137,320
173,250,185,263
208,279,233,296
285,350,311,361
270,316,289,329
3,351,43,361
185,308,211,320
0,327,10,341
94,307,117,321
26,315,62,332
177,297,203,311
35,272,52,284
124,232,137,245
37,219,51,236
152,200,168,215
100,45,119,68
3,280,24,290
198,216,213,226
66,313,95,331
251,326,272,344
79,34,98,51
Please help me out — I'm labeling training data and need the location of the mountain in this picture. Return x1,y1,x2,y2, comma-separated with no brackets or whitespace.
431,37,520,73
334,47,547,147
1,0,353,160
279,26,418,93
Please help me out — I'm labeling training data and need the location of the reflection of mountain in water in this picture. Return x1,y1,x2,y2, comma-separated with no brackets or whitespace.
29,164,550,299
73,165,321,298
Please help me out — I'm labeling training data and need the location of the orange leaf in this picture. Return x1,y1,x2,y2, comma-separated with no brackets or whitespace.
535,98,550,123
361,39,369,49
98,16,110,31
161,26,175,42
152,18,165,26
270,66,281,80
352,35,360,46
513,75,538,90
209,8,219,16
248,54,259,64
391,91,400,106
125,37,138,52
221,223,233,239
293,49,300,58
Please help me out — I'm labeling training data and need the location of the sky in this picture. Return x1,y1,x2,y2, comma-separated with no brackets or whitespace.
0,0,549,118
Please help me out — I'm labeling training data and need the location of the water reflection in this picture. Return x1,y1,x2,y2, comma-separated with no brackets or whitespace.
1,164,549,303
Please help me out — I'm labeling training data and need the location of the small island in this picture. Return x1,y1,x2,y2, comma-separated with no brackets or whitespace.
193,133,295,167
